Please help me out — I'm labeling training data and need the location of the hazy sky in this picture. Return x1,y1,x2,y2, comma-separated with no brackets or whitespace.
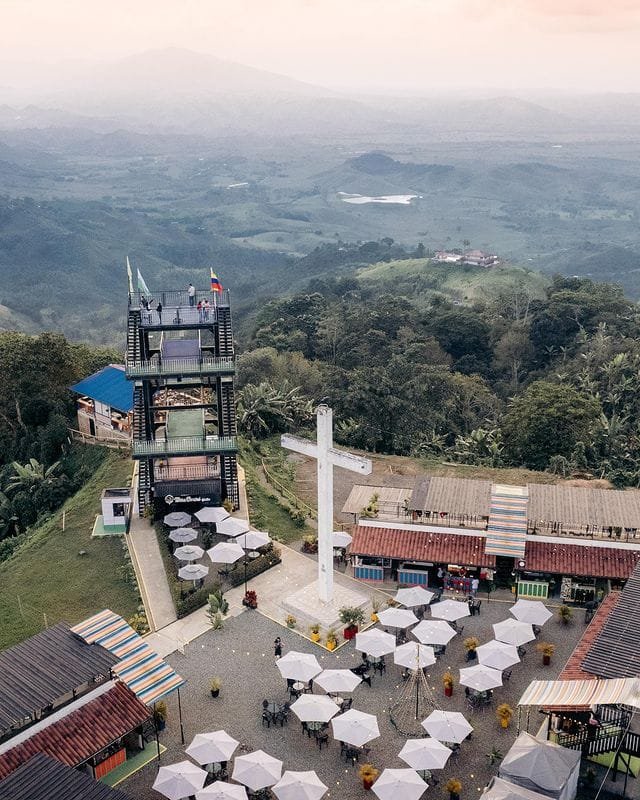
2,0,640,92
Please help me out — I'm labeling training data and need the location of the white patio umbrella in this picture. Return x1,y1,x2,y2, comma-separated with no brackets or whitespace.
377,607,419,629
355,628,396,658
215,517,250,537
399,738,452,770
394,586,434,607
315,669,362,694
197,783,248,800
421,710,473,744
493,618,535,647
234,530,271,550
164,511,193,527
276,651,322,683
169,527,198,544
331,709,380,747
372,769,428,800
174,544,204,562
290,694,340,723
459,664,503,691
195,506,230,524
476,640,520,671
272,771,328,800
186,730,239,765
153,760,207,800
510,599,553,626
207,541,245,564
232,750,283,792
178,563,209,581
413,619,457,646
394,642,436,670
430,599,471,622
332,530,352,548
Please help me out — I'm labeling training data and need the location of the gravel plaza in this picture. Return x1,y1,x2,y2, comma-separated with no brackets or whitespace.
122,589,585,800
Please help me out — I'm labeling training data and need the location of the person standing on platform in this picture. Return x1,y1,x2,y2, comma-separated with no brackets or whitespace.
188,283,196,306
156,301,163,323
471,576,479,596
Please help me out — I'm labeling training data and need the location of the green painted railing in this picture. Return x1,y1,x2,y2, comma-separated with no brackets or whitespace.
132,435,237,457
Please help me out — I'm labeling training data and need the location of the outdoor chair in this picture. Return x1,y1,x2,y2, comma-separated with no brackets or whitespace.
361,672,372,687
503,669,513,682
275,703,289,726
340,697,353,712
289,685,302,701
431,589,443,603
261,711,271,728
434,645,446,658
455,624,464,636
517,646,527,658
317,731,330,750
301,721,312,737
533,625,541,637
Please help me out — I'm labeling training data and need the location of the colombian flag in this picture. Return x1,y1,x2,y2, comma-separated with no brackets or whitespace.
210,270,223,293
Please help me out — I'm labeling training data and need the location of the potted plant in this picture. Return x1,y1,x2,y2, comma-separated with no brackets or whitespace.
210,677,222,698
358,763,380,790
558,605,573,625
445,778,462,800
242,590,258,609
310,623,321,643
326,628,338,651
486,747,503,765
153,700,167,731
443,670,454,697
537,641,555,665
463,637,479,661
339,606,365,639
286,614,297,629
496,703,514,729
371,597,381,623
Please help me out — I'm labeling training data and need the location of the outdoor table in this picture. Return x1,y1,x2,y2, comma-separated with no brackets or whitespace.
265,702,282,717
306,721,328,737
293,681,311,693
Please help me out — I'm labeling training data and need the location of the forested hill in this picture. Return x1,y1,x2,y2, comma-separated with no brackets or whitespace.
237,269,640,488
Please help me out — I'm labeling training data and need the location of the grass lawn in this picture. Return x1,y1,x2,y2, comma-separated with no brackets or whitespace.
0,452,139,649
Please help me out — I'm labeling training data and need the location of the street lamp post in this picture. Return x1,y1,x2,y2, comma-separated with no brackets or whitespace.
244,550,260,595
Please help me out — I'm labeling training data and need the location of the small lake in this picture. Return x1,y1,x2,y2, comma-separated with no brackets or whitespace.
338,192,419,205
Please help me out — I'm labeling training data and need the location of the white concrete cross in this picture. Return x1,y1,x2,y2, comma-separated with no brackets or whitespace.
281,405,372,603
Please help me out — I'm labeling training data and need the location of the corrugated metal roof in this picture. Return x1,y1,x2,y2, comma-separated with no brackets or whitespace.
557,592,621,684
408,478,430,512
524,540,640,580
582,562,640,679
70,365,133,413
0,754,132,800
341,485,413,516
0,623,118,734
0,683,151,779
423,477,492,517
351,524,496,567
528,483,640,529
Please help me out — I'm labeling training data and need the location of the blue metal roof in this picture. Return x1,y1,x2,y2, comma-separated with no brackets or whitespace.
70,365,134,413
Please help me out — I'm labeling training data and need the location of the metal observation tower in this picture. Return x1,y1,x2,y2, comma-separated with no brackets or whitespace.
125,285,239,516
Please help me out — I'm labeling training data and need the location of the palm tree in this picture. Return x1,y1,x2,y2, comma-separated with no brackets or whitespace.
6,459,61,494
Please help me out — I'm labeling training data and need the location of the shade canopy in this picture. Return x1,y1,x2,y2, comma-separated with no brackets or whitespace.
399,738,452,770
164,511,193,527
178,563,209,581
372,769,428,800
509,600,553,626
207,541,245,564
197,782,248,800
476,640,520,671
377,607,419,629
232,750,283,791
413,619,457,646
498,732,581,799
272,771,328,800
234,530,271,550
355,628,396,657
332,531,352,548
195,506,230,524
314,669,362,694
153,760,207,800
276,651,322,683
430,599,470,622
421,710,473,743
460,664,503,691
331,709,380,747
186,730,239,765
290,694,340,723
215,517,250,537
493,619,536,647
394,642,436,670
394,586,434,608
481,777,552,800
174,544,204,562
169,527,198,543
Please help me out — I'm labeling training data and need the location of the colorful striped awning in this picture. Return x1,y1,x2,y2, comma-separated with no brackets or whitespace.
485,484,528,558
71,609,185,705
519,677,640,709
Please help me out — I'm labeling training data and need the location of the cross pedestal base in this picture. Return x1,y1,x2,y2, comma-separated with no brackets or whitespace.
282,581,369,631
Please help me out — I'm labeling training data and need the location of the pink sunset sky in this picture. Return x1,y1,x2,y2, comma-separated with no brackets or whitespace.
1,0,639,92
